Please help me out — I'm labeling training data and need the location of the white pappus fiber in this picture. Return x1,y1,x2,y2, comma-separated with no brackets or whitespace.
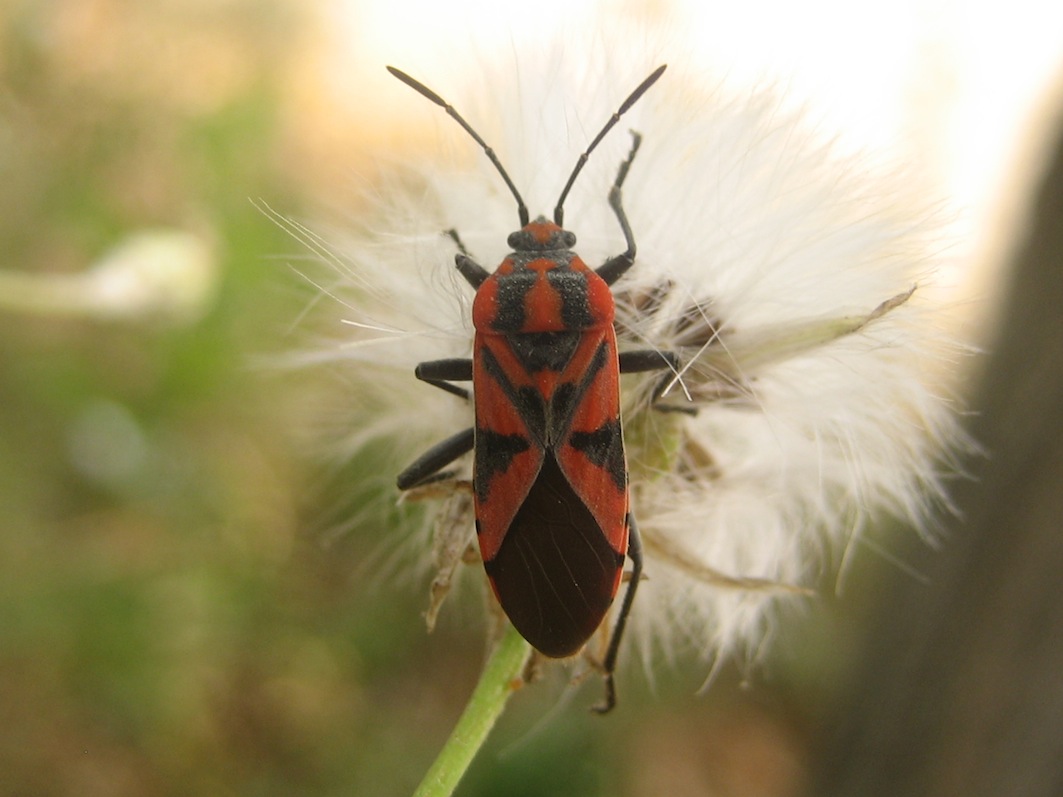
288,56,968,684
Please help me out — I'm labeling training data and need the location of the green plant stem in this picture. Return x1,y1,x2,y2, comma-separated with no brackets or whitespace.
413,623,531,797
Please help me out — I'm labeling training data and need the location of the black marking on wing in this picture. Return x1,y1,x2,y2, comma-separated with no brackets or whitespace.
506,331,581,372
483,454,622,657
548,382,577,446
544,340,610,447
474,428,531,503
491,271,532,332
547,269,595,329
491,253,599,334
569,419,627,491
479,339,612,451
480,347,547,444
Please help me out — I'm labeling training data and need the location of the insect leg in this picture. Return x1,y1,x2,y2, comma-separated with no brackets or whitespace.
619,349,696,413
445,230,489,289
618,348,678,374
416,358,474,401
396,427,475,490
595,131,643,287
593,513,643,714
445,229,471,255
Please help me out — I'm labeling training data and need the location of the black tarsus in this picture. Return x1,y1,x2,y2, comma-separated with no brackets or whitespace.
593,514,644,714
595,132,643,287
445,229,471,256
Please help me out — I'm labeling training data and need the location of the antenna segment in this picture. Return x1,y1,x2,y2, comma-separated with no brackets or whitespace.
387,64,667,230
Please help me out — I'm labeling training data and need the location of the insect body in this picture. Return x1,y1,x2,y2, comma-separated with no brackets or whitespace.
392,64,676,712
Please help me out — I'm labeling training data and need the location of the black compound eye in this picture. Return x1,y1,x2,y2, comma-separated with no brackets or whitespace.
561,230,577,247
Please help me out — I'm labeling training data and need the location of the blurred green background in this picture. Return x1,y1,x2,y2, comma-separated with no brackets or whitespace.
0,2,993,796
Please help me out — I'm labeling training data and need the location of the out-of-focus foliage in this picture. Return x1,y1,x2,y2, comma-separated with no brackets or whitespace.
0,3,403,794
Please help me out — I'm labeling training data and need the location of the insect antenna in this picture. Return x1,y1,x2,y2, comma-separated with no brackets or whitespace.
553,64,666,227
387,66,530,227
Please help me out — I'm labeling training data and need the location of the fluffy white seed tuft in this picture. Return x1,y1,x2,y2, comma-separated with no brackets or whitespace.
288,56,969,682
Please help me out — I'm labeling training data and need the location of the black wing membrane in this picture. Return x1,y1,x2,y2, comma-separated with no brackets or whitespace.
484,453,623,657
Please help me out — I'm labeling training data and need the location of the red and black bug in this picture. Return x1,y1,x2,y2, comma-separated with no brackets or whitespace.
392,64,678,712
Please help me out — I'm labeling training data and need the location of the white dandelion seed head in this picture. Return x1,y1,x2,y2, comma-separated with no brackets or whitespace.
291,52,969,679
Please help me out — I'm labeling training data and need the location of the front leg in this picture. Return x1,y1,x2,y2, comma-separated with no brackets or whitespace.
445,229,489,289
596,132,643,287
